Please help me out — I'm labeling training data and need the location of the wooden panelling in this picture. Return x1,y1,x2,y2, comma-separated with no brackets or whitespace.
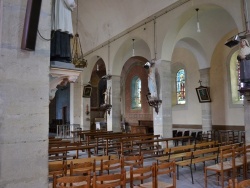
173,124,202,130
212,125,245,131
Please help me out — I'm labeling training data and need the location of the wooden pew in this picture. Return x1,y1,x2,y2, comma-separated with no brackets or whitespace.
176,146,219,184
135,136,192,159
156,144,195,164
100,134,157,156
118,135,160,156
49,143,95,158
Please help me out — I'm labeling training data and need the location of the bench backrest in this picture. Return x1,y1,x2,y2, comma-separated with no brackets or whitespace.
165,144,194,154
194,141,217,150
192,147,219,156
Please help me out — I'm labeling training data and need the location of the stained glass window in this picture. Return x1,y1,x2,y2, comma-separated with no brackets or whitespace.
230,51,244,103
176,69,186,104
131,76,141,109
237,61,244,100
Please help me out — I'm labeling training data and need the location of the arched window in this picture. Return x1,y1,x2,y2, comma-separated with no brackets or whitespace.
230,51,244,103
176,69,186,104
131,76,141,109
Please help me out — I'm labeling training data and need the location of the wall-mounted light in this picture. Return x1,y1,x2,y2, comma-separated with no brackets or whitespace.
196,8,201,33
225,34,240,48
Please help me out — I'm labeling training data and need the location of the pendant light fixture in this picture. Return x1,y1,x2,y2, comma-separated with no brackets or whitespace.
71,0,87,68
96,56,99,71
196,8,201,33
101,42,112,80
132,39,135,56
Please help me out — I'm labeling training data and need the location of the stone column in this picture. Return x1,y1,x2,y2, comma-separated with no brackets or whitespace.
72,76,83,127
243,95,250,143
0,1,50,187
70,83,74,124
199,68,212,132
153,60,172,147
82,84,91,130
106,75,121,132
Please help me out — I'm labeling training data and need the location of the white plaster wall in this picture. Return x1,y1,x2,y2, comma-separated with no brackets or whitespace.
0,0,50,187
172,47,202,124
210,32,244,126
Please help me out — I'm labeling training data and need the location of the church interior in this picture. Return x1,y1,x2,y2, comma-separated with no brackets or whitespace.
1,0,250,187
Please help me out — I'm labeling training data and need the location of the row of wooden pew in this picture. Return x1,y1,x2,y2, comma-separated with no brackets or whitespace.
50,131,193,160
49,155,176,188
155,140,250,187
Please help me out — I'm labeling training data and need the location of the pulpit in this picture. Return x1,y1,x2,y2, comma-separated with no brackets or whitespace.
130,120,153,134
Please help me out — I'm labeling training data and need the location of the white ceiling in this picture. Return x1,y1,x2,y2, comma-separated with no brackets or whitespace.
72,0,179,53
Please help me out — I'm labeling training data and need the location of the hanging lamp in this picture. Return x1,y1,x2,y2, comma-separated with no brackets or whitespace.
132,39,135,56
196,8,201,33
101,42,112,80
71,0,87,68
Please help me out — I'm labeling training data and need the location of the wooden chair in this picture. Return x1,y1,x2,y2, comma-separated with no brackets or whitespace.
92,170,126,188
243,144,250,179
153,161,176,188
123,155,143,168
175,131,183,146
228,179,250,188
69,160,95,176
237,179,250,188
123,155,144,182
49,161,67,178
204,147,236,188
234,145,245,180
228,178,238,188
101,158,123,175
129,165,153,188
53,175,91,188
172,130,177,146
190,132,197,144
196,131,203,143
182,130,190,145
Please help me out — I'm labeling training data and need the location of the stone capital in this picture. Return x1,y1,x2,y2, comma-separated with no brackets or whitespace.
49,67,82,100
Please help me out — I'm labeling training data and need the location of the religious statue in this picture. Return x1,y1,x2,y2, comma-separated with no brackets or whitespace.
51,0,76,63
103,87,111,104
148,64,158,100
237,38,250,85
103,88,108,104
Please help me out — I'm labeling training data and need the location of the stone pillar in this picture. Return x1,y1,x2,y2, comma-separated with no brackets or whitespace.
0,1,50,188
82,84,91,130
243,95,250,143
153,60,172,147
72,75,83,126
199,68,212,132
107,75,121,132
70,83,74,124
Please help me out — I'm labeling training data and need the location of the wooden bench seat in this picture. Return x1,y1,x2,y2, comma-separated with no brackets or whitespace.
98,134,160,156
49,154,76,161
156,144,195,163
176,147,219,184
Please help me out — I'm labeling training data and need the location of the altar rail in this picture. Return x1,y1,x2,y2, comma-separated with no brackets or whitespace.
57,124,81,138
